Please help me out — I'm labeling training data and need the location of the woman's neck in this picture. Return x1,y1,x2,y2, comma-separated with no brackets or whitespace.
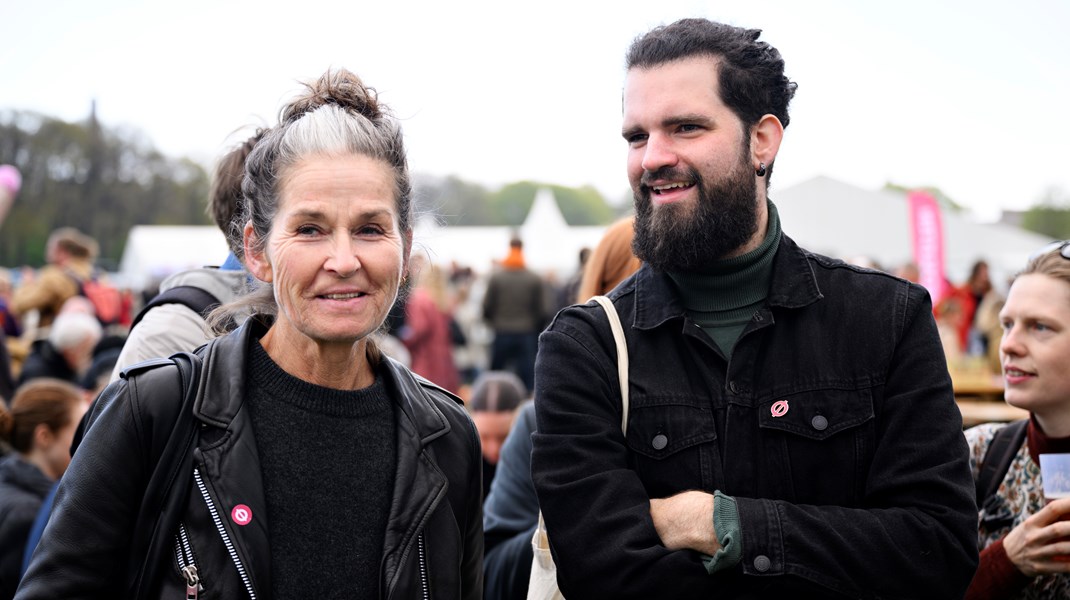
258,327,375,390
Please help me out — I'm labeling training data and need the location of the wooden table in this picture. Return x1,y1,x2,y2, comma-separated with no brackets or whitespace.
950,370,1026,427
953,381,1006,403
957,399,1028,428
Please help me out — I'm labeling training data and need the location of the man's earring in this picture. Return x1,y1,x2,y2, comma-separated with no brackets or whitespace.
756,163,767,177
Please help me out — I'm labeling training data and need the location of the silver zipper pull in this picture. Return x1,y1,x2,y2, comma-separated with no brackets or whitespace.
181,565,200,599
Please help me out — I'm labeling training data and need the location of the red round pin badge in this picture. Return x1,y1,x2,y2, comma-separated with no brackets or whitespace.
231,504,253,526
770,400,789,418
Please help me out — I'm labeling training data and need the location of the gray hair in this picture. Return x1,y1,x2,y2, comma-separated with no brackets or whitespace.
49,312,102,351
239,68,412,267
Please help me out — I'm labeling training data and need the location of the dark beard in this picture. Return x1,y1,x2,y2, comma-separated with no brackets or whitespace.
632,158,759,272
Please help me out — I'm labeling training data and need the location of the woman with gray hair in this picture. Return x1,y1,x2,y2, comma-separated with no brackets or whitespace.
16,311,101,388
17,69,482,600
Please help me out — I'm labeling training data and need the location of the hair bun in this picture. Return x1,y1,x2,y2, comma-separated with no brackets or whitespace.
281,68,382,125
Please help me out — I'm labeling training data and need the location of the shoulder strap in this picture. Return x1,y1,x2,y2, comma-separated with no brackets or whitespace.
976,419,1029,507
531,297,631,571
591,295,628,434
130,285,222,331
129,350,203,598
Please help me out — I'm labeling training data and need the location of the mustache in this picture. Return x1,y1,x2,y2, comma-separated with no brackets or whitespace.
639,166,698,188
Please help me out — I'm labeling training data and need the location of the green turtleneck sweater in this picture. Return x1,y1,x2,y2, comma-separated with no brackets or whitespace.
667,201,782,361
666,201,782,575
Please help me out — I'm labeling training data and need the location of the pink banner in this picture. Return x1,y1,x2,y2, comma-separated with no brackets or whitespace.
908,191,948,305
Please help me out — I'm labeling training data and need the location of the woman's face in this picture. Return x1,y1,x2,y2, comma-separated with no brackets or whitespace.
999,273,1070,418
245,154,408,351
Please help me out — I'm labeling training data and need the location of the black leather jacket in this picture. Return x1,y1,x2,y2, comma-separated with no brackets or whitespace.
17,319,483,600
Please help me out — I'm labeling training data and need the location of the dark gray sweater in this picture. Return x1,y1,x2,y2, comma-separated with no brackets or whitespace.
247,341,396,600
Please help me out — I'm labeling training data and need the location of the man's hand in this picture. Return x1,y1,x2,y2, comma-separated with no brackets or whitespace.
649,490,720,555
1004,496,1070,577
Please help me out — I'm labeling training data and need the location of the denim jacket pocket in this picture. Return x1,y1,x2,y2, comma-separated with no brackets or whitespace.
756,388,875,504
757,388,874,439
625,397,718,495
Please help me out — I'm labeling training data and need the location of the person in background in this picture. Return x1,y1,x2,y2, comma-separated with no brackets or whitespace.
0,270,21,340
16,68,482,600
108,131,262,381
16,311,101,389
400,254,460,393
0,334,13,406
966,260,994,325
576,215,641,304
446,262,482,390
554,246,591,313
940,259,995,357
482,237,548,391
530,18,977,597
0,378,86,600
974,282,1008,374
10,228,97,331
0,270,19,403
468,370,526,502
482,219,641,600
893,261,920,283
964,242,1070,598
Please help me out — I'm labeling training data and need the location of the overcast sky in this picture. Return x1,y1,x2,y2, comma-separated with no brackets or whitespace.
3,0,1068,221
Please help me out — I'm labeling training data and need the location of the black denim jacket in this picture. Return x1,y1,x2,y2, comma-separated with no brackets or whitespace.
531,234,978,599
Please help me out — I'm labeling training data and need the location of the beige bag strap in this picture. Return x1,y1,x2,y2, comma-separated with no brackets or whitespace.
528,296,629,600
591,295,629,433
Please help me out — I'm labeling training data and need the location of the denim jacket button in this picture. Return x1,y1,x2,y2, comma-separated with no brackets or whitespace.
753,555,771,572
811,415,829,431
651,434,668,450
729,381,739,394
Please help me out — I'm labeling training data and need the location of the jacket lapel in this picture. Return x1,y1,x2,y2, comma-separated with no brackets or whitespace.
378,359,451,596
191,321,272,597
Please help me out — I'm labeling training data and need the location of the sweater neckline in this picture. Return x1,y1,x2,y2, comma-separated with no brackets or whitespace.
248,339,390,418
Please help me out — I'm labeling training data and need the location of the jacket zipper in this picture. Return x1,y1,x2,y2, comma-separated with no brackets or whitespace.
193,467,257,600
174,522,202,599
418,533,429,600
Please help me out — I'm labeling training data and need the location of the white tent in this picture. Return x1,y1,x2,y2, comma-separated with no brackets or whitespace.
117,225,229,290
413,188,607,277
775,176,1052,287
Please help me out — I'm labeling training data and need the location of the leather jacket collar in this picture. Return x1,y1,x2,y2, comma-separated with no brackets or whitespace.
192,317,454,445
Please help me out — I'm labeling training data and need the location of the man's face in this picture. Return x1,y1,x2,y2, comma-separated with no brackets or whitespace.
622,56,762,271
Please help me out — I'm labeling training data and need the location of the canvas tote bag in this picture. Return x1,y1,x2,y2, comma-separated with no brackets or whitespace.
527,295,629,600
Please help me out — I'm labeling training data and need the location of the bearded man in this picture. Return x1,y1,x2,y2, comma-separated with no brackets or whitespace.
529,19,978,598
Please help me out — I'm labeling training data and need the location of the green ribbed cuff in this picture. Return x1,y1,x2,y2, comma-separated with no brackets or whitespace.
702,491,742,574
